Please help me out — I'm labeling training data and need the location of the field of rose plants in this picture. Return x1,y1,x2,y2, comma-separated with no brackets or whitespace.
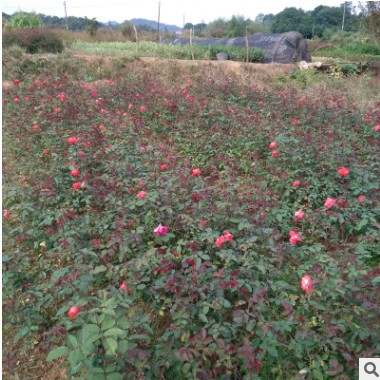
2,60,380,380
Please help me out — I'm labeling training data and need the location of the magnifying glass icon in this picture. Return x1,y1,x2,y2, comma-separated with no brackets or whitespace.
365,362,380,377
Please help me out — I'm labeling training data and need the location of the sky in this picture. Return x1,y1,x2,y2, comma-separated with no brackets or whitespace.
2,0,352,27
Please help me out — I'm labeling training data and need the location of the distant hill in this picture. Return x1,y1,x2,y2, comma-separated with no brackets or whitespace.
129,18,181,32
106,21,120,27
2,12,182,33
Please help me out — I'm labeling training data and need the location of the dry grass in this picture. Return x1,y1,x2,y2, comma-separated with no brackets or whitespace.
304,76,380,112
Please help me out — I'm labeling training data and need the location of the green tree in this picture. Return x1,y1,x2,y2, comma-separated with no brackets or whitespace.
271,7,312,37
203,18,228,38
262,14,275,30
119,21,136,40
359,1,380,38
194,23,207,36
85,17,100,36
312,6,339,37
246,19,272,35
183,22,193,30
203,16,269,38
8,11,43,28
67,16,85,31
227,15,246,37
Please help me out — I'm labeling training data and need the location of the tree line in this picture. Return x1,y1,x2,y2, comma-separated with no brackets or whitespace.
2,1,380,40
185,3,358,39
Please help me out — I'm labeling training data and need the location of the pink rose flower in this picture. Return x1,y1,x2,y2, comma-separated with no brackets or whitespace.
294,209,305,220
72,182,82,190
154,224,169,236
357,194,365,203
300,275,314,293
191,168,201,176
215,231,233,248
119,281,128,294
324,198,337,209
292,180,300,187
67,137,79,144
136,191,147,199
67,306,79,319
289,230,302,245
338,167,350,177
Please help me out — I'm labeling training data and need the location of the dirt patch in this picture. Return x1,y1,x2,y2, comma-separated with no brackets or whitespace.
70,53,297,83
2,80,15,90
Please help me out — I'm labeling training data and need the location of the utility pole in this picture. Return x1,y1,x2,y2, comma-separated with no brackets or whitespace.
157,1,161,41
342,1,346,32
63,1,69,30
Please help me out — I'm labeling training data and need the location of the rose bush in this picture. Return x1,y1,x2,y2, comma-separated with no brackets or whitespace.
2,66,379,379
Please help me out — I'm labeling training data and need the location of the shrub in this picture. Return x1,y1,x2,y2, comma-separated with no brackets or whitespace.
339,63,359,75
8,11,43,29
2,28,64,54
207,44,264,62
187,44,264,62
342,42,380,56
2,54,379,380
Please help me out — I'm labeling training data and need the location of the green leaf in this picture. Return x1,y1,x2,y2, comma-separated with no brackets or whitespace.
82,342,97,356
198,314,209,323
67,334,78,348
371,276,380,285
93,265,107,274
102,336,118,355
357,218,368,230
47,346,69,361
106,374,123,380
275,280,291,288
122,339,137,352
312,369,324,380
103,328,125,337
128,334,150,341
13,326,29,343
101,317,116,331
202,305,210,315
268,346,278,357
82,324,101,343
68,349,83,367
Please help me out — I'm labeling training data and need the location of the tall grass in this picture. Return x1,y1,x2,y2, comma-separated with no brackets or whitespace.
69,41,264,62
70,40,199,59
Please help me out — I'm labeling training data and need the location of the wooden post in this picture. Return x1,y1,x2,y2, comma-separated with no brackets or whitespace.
245,24,249,63
157,1,161,41
133,25,139,56
63,1,69,30
189,28,194,60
